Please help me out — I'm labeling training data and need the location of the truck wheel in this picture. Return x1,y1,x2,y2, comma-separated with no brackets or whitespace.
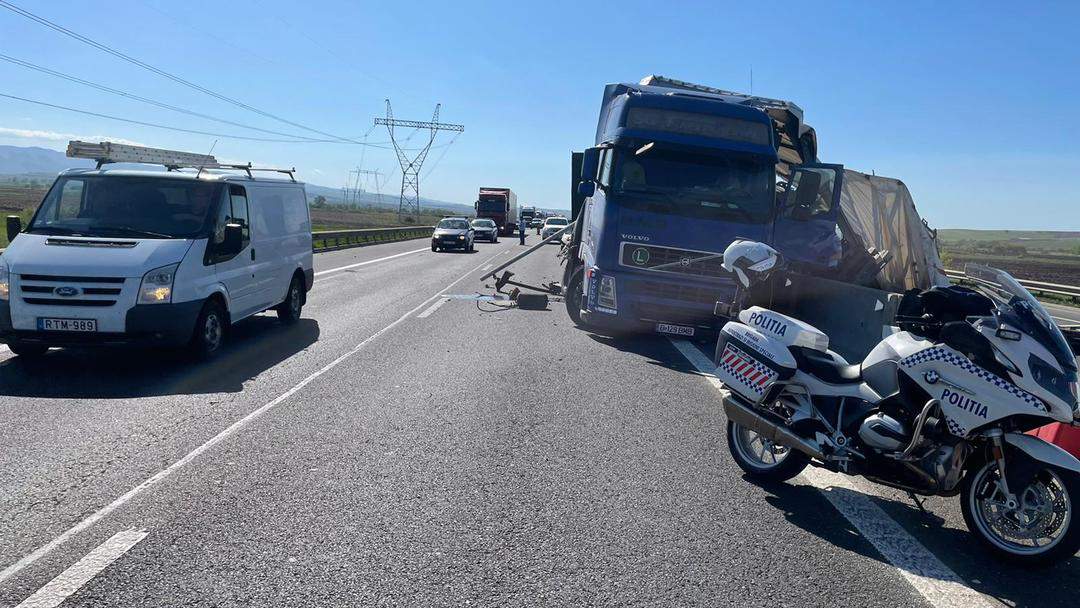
276,276,304,325
8,342,48,358
189,299,227,359
564,266,586,327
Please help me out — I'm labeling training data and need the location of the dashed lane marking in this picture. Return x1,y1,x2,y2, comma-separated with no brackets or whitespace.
15,529,147,608
416,297,450,318
314,247,429,277
0,249,507,586
667,337,1000,608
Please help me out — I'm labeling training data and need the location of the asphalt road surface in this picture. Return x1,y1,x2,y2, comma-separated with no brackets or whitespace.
1,236,1077,607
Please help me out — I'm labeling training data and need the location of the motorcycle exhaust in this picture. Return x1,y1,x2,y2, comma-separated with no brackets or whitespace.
723,395,827,461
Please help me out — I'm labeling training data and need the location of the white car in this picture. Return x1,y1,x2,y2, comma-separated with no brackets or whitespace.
541,216,570,241
0,144,313,359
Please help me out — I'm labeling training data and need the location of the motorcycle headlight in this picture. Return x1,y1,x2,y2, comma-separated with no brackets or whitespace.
0,260,8,301
139,263,178,304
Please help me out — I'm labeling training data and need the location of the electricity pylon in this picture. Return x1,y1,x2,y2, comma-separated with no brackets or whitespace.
375,99,464,217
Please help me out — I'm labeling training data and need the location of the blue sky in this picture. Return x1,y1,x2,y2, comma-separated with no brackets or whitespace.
0,0,1077,229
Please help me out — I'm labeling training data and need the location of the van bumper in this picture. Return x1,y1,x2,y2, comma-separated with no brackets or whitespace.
0,300,202,348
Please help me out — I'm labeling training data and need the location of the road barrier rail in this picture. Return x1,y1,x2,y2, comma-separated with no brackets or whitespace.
945,269,1080,303
312,226,434,252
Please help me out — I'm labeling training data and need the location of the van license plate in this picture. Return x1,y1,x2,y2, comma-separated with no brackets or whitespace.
656,323,694,337
38,318,98,332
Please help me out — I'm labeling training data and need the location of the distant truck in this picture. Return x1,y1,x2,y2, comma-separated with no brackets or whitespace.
475,187,518,236
520,206,537,231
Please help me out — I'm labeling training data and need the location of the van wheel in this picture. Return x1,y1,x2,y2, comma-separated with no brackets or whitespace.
189,299,227,359
277,276,304,325
8,342,48,358
432,242,439,252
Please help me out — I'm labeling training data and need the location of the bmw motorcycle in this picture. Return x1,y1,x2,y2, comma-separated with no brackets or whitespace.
714,240,1080,566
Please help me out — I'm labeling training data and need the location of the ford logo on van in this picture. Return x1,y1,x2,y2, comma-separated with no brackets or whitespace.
54,286,80,297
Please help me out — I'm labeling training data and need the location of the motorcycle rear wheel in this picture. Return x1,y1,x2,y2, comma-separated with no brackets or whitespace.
727,420,810,482
961,460,1080,567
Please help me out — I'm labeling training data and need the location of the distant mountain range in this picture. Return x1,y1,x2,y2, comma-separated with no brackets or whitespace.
0,144,475,214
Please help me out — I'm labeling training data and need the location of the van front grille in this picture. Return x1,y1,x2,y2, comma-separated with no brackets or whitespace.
19,274,126,284
22,298,116,307
17,274,127,307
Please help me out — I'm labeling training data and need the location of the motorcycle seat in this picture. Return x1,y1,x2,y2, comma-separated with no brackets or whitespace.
792,346,862,384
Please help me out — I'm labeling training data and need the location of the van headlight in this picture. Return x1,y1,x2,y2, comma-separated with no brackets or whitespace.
138,263,178,304
0,260,8,301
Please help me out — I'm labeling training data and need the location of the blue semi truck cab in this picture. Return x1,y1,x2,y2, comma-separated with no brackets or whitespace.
566,76,846,339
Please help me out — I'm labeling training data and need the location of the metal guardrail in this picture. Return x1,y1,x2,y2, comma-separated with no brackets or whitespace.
945,269,1080,302
0,227,434,256
311,226,434,252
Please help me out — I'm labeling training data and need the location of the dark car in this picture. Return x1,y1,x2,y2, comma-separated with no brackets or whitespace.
470,218,499,243
432,217,475,252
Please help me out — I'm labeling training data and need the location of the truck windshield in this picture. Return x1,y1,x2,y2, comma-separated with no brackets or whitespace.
611,148,774,223
477,197,506,212
28,176,223,239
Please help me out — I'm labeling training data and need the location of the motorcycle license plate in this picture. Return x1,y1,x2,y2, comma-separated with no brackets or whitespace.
656,323,695,337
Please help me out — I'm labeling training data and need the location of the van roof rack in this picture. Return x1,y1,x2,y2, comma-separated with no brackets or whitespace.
66,141,297,182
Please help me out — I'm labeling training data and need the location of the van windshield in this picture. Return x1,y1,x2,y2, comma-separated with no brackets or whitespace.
611,148,774,223
28,176,224,239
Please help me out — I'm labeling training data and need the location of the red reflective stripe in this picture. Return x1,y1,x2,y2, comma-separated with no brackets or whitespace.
734,362,749,373
723,352,737,364
747,370,761,382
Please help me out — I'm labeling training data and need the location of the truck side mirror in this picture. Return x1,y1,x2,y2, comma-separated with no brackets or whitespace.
221,223,243,256
581,147,601,181
6,215,22,243
577,181,595,197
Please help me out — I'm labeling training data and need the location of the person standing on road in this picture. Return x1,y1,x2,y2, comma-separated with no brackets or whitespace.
519,211,527,245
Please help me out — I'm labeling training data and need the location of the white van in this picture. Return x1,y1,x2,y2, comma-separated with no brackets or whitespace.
0,147,313,358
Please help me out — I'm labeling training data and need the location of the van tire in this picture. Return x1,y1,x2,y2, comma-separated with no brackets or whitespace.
189,299,227,359
277,276,304,324
8,342,48,358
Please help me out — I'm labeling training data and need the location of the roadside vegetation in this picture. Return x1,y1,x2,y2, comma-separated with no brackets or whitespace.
938,229,1080,287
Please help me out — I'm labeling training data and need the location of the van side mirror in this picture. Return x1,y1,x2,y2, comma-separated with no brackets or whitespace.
221,223,243,256
6,215,22,243
581,147,601,181
577,181,595,197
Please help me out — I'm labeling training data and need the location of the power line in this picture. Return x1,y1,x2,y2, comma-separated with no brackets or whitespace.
0,53,331,142
0,0,364,145
0,91,390,144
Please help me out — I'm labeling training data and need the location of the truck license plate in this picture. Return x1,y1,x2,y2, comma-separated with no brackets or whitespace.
37,318,98,332
656,323,694,337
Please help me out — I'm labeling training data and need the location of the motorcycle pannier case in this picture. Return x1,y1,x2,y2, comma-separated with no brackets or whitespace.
714,322,797,403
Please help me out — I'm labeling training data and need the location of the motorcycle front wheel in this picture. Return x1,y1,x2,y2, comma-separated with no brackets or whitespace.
961,460,1080,566
727,420,810,482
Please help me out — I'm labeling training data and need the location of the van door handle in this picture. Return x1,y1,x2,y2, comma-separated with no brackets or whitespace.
251,248,256,261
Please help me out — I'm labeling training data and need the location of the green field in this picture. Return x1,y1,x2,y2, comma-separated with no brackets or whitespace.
938,229,1080,254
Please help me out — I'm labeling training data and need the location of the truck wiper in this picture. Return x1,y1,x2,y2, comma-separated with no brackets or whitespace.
92,226,175,239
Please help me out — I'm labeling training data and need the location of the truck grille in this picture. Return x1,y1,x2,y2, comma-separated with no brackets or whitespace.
17,274,126,307
619,243,730,278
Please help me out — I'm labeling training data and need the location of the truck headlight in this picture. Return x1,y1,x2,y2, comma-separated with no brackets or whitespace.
0,260,8,301
598,275,617,310
139,263,178,304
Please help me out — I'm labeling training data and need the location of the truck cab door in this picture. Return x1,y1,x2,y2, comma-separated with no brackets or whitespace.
771,164,844,272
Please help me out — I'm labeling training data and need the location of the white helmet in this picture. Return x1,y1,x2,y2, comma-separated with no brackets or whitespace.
722,239,781,288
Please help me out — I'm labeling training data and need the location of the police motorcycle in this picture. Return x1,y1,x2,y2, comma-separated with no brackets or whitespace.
713,240,1080,565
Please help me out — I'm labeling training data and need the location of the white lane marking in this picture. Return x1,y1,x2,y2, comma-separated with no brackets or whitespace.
0,250,506,586
416,297,450,319
0,344,8,353
481,264,493,272
667,338,999,608
15,528,147,608
314,247,428,277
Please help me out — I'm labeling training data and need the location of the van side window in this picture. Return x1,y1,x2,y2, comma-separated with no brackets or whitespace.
229,185,251,247
209,185,250,264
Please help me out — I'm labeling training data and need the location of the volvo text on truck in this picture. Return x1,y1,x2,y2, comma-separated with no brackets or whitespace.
475,187,519,236
564,76,845,340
